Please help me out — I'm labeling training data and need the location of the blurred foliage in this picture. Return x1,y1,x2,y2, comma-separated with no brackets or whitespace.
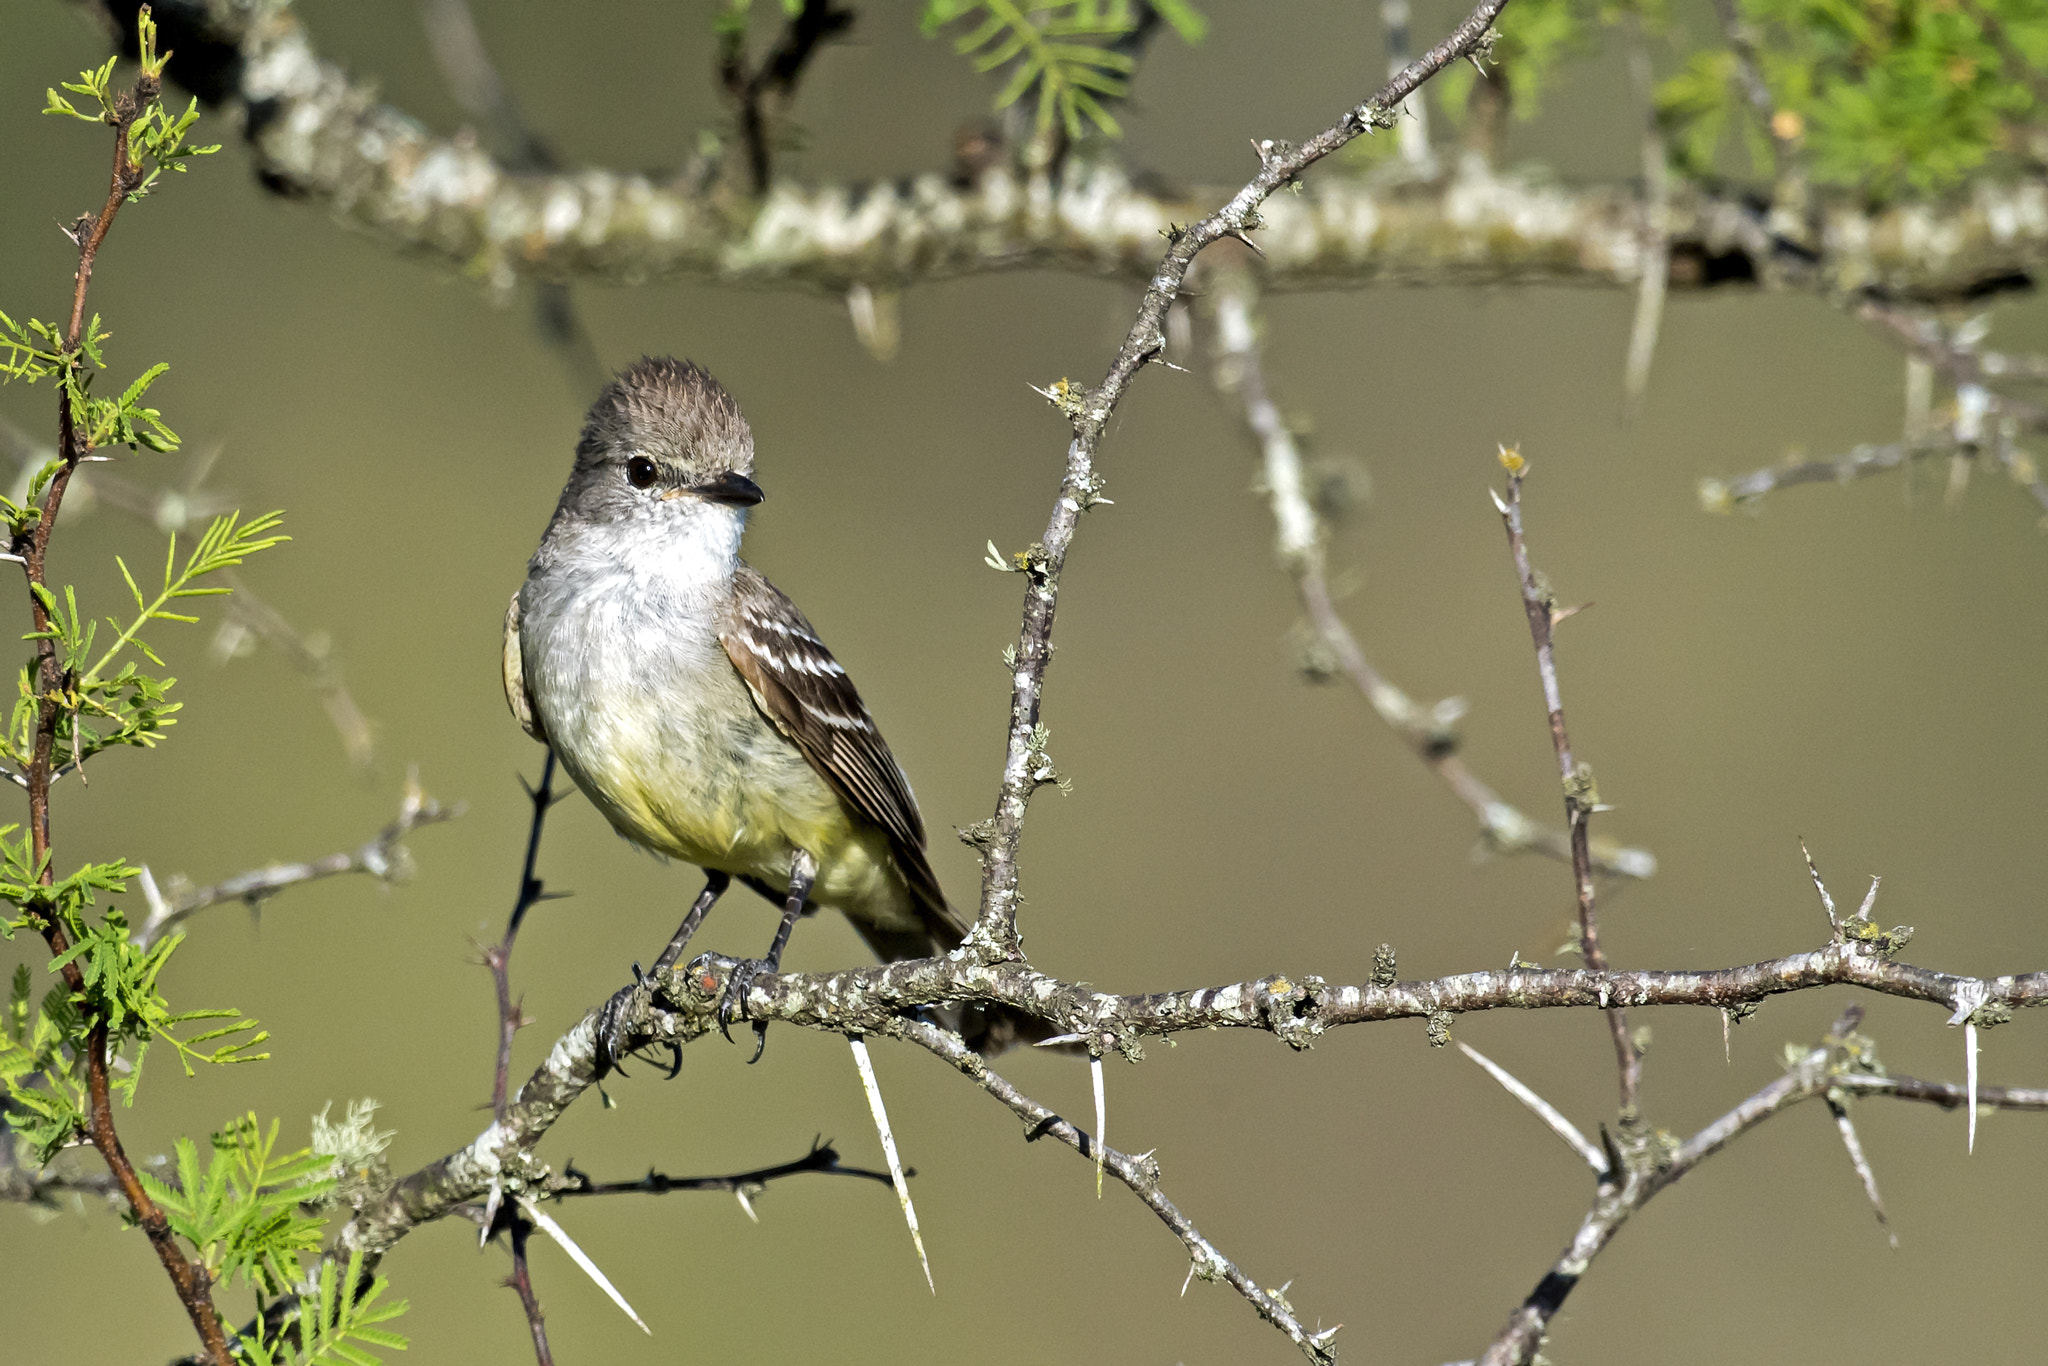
1433,0,2048,202
921,0,1206,139
1664,0,2048,198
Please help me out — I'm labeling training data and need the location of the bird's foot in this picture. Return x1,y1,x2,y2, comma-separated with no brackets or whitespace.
595,966,683,1080
715,957,775,1063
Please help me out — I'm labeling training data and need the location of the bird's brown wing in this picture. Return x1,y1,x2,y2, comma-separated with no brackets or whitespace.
502,590,546,743
719,564,956,930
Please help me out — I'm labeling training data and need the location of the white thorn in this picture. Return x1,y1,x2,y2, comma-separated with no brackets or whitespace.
734,1186,759,1223
1488,487,1509,514
1034,1032,1086,1048
1181,1260,1199,1297
850,1035,932,1293
519,1196,649,1334
1722,1009,1731,1065
479,1179,502,1249
1966,1021,1979,1156
1800,839,1838,928
1456,1041,1606,1176
1092,1052,1108,1199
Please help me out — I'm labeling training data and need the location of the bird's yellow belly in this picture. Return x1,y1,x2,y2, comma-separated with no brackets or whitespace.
559,697,921,933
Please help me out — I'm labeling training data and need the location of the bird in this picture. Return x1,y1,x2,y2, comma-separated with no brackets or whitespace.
503,356,1029,1056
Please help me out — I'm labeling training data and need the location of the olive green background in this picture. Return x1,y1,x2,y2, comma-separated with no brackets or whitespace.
4,3,2048,1363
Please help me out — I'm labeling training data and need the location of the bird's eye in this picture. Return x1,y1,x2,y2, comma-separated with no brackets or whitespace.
624,456,658,490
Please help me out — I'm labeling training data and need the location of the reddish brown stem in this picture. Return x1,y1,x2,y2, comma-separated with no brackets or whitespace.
506,1218,555,1365
1496,470,1643,1114
18,51,235,1366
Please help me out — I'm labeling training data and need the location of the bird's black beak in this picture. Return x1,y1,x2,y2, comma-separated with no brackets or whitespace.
694,470,765,507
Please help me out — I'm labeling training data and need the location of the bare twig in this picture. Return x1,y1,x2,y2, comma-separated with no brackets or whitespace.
491,752,562,1122
1700,436,1957,511
1205,272,1654,879
135,776,458,947
1475,1003,2046,1364
1713,304,2048,516
1493,459,1643,1113
555,1138,893,1201
477,750,563,1361
502,1218,555,1366
718,0,855,195
1478,1005,1867,1364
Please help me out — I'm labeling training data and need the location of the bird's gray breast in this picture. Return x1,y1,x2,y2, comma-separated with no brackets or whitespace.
517,521,770,852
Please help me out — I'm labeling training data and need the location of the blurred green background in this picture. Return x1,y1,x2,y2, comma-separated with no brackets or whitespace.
5,2,2048,1363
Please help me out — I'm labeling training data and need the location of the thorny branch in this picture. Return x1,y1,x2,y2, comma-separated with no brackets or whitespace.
891,1016,1341,1361
1493,463,1643,1113
284,902,2046,1365
555,1138,893,1204
1203,270,1655,880
1472,1003,2048,1364
968,0,1515,954
483,750,564,1362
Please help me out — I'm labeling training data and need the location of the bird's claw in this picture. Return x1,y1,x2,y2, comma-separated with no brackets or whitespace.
596,975,685,1081
716,958,773,1063
595,980,645,1080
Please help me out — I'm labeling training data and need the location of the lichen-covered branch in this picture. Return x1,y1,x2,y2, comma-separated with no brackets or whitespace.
299,926,2040,1362
110,0,2048,302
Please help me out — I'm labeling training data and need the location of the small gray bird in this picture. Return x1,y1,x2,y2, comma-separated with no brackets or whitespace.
505,357,1025,1053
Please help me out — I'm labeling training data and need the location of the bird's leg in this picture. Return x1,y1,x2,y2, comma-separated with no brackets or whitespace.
718,849,817,1062
653,870,731,972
